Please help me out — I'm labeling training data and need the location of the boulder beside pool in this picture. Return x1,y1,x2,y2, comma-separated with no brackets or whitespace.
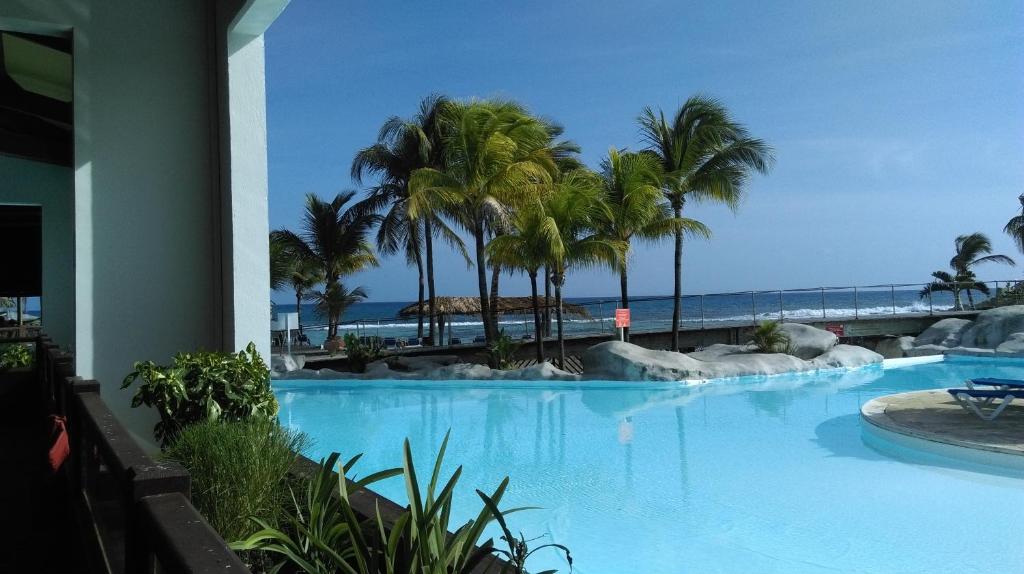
582,333,882,382
874,336,916,359
913,317,972,348
778,322,838,359
959,305,1024,348
900,305,1024,357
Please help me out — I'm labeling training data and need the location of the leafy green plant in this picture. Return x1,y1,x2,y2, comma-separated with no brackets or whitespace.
121,342,278,446
163,418,310,545
487,330,521,370
479,491,572,574
0,343,33,370
235,432,568,573
751,321,791,354
343,333,385,373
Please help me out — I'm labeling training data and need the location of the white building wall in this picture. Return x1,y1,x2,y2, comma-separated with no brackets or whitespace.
1,0,282,441
224,33,272,358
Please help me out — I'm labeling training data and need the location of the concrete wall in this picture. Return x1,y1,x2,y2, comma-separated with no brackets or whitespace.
1,0,282,440
0,156,74,348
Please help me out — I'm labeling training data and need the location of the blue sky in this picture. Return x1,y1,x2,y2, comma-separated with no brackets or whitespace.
266,0,1024,304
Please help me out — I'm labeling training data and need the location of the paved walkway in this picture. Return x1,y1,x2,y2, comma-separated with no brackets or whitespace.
862,389,1024,456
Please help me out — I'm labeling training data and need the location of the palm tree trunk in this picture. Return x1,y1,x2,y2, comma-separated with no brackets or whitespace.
544,266,552,337
966,288,976,310
489,260,501,339
425,219,437,345
414,247,425,339
473,226,495,343
529,270,544,363
554,276,566,370
619,264,630,342
671,205,683,352
295,291,303,335
953,286,963,311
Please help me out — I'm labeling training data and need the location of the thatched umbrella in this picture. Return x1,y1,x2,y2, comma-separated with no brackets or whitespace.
397,296,591,345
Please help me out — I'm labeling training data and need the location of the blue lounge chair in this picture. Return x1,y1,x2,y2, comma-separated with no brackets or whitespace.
947,388,1024,421
450,337,462,345
473,335,487,344
966,378,1024,390
383,337,397,349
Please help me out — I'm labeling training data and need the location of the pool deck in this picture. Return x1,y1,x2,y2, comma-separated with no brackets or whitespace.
862,390,1024,457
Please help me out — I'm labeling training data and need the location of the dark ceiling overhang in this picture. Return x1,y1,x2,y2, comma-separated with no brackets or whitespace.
0,31,72,166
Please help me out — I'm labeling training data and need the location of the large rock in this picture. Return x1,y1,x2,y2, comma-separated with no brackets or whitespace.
996,333,1024,357
687,344,752,361
584,342,708,381
777,323,838,359
905,344,947,357
913,318,972,348
497,362,580,381
874,336,916,359
271,354,305,374
959,305,1024,349
582,340,875,381
810,344,884,369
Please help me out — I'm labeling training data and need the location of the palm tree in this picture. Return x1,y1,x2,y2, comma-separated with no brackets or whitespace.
272,192,379,339
1003,194,1024,256
352,95,467,343
269,232,291,291
307,282,368,339
920,232,1015,310
409,99,556,344
639,96,773,351
487,201,555,362
492,169,623,367
545,170,626,367
596,148,680,341
288,259,323,334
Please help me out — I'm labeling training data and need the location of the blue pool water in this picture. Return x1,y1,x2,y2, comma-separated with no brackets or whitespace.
274,357,1024,573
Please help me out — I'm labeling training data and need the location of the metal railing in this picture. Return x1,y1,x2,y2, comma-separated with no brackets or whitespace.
279,278,1024,349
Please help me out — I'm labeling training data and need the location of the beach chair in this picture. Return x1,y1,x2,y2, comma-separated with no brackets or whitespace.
473,335,487,344
947,388,1024,421
383,337,397,349
450,337,461,345
966,378,1024,390
406,337,421,347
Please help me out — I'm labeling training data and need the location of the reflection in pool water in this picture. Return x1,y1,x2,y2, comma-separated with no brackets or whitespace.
275,357,1024,574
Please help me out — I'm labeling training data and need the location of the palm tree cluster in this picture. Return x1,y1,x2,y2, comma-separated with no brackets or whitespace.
921,232,1015,310
271,94,773,363
271,192,378,341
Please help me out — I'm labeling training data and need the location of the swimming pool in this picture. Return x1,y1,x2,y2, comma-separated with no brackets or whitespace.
274,357,1024,573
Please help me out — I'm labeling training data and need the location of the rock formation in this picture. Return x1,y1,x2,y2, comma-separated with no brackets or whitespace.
883,305,1024,358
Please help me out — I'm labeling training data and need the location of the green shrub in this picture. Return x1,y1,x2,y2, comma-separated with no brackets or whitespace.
487,329,521,369
343,333,385,373
751,321,791,354
163,418,310,545
0,343,33,370
121,342,278,446
235,431,570,573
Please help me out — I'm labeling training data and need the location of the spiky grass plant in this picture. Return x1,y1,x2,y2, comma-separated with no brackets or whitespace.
751,321,791,354
234,431,570,573
163,418,310,544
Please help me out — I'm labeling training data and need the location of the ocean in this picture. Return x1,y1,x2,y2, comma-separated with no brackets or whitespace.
273,287,976,347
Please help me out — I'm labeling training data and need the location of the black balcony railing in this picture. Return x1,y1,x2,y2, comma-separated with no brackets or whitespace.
34,335,249,574
30,334,513,574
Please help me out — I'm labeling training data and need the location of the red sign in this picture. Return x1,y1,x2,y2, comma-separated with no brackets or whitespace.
825,323,844,337
615,308,631,328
